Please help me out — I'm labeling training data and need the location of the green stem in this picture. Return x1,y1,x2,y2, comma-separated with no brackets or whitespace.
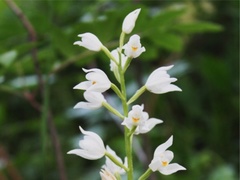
111,83,125,100
119,67,134,180
102,102,125,120
127,86,147,105
123,57,132,73
138,168,153,180
115,173,122,180
119,32,125,51
118,31,135,180
105,151,129,172
125,127,134,180
128,126,137,137
101,45,118,65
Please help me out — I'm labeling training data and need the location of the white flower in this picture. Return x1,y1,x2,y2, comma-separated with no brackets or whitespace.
109,49,127,81
74,68,111,93
122,9,141,34
110,49,127,71
67,126,106,160
103,146,127,175
100,168,117,180
122,104,162,134
135,118,163,135
123,34,145,58
145,65,182,94
74,91,106,109
74,32,103,51
149,136,186,175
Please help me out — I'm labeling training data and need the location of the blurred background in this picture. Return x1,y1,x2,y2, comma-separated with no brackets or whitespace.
0,0,238,180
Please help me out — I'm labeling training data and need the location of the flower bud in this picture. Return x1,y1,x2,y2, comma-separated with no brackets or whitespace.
74,32,103,51
122,9,141,34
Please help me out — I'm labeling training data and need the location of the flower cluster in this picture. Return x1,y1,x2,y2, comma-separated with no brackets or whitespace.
68,8,186,180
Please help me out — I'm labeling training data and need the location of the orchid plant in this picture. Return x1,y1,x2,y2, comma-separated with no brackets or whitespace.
68,8,186,180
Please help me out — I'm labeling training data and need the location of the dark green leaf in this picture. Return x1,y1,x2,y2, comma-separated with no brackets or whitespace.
150,33,183,52
173,21,223,33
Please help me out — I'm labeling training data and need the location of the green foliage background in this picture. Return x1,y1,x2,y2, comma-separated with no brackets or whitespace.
0,0,238,180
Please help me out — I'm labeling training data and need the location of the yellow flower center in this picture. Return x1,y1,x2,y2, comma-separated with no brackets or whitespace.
131,46,138,51
161,161,168,167
92,81,96,85
132,117,140,123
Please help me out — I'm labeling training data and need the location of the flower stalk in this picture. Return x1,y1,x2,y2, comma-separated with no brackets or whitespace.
127,86,146,105
105,151,129,172
102,45,119,65
102,102,125,120
138,168,152,180
69,8,186,180
111,83,125,100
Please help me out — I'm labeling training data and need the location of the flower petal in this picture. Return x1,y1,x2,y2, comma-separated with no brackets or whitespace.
123,34,145,58
100,168,117,180
67,149,103,160
162,150,174,163
145,65,182,94
84,91,106,103
73,101,102,109
73,81,91,90
74,33,102,51
122,9,141,34
105,146,124,174
146,66,174,86
80,68,111,92
159,163,186,175
155,84,182,94
79,126,105,150
154,136,173,156
135,118,163,134
149,159,161,172
146,118,163,129
121,117,134,130
146,83,182,94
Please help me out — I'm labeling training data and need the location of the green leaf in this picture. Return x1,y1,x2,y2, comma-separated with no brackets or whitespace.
149,7,186,27
209,165,237,180
150,33,183,52
0,50,17,67
173,21,223,33
51,27,75,57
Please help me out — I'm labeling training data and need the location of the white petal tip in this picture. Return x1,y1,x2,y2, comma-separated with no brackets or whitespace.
73,42,80,45
73,104,81,109
82,68,87,70
67,150,76,155
176,87,182,92
79,126,84,133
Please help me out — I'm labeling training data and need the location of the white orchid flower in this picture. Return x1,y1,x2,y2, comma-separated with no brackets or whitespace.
149,136,186,175
67,126,106,160
74,32,103,51
74,68,111,93
100,168,117,180
122,105,162,134
110,49,127,71
74,91,106,109
135,118,163,135
109,49,127,81
103,146,127,175
145,65,182,94
123,34,146,58
122,8,141,34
